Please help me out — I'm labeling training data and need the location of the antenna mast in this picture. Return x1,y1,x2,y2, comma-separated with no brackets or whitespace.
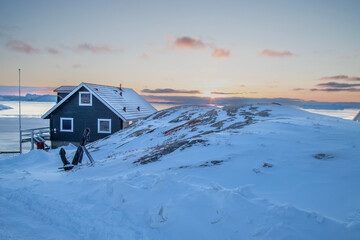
19,69,22,154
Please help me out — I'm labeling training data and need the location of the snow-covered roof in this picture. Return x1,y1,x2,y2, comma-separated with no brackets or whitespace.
354,111,360,122
42,83,157,121
53,86,77,93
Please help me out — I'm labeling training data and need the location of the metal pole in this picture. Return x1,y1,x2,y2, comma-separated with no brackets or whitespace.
31,130,34,150
19,69,22,154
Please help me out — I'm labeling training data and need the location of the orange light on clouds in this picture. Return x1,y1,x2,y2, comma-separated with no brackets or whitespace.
200,90,218,99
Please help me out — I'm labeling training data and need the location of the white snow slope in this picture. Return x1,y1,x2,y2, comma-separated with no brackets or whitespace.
1,104,360,240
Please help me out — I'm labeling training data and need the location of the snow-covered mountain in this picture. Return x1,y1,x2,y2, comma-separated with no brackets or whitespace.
0,94,56,102
0,104,12,110
1,104,359,240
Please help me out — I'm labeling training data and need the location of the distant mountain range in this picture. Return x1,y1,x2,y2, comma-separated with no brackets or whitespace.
1,93,359,110
0,94,57,102
144,95,360,110
0,104,12,110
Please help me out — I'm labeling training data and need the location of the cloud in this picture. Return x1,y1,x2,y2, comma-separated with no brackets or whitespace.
6,40,40,54
310,88,360,92
212,48,231,58
142,88,201,94
74,43,118,53
139,53,149,59
293,88,305,91
172,36,206,49
317,82,360,88
72,64,82,68
210,91,242,95
259,49,296,58
337,54,358,60
320,75,360,81
47,47,60,55
169,35,232,59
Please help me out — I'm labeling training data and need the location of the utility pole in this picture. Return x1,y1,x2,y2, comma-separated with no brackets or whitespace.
19,69,22,154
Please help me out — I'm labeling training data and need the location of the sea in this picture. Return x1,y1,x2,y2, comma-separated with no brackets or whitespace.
0,101,359,153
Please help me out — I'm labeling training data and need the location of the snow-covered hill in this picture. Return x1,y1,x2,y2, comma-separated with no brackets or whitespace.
1,104,360,239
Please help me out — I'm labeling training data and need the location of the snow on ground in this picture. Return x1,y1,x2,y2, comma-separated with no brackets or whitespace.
0,104,360,239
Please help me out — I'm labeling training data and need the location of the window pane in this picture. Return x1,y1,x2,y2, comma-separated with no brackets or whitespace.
62,119,72,130
100,120,109,131
81,93,90,104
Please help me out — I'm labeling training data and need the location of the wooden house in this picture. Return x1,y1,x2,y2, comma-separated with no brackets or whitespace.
42,82,157,148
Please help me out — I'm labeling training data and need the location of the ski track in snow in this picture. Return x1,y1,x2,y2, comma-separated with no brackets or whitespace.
0,104,360,239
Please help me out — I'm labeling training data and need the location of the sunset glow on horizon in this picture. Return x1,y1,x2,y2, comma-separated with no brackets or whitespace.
0,0,359,102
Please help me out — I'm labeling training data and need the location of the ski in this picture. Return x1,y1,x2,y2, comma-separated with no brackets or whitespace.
58,128,95,171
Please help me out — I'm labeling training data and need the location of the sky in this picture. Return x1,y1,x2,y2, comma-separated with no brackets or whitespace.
0,0,359,102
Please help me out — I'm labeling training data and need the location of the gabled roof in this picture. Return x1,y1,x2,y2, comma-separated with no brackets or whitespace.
42,83,157,121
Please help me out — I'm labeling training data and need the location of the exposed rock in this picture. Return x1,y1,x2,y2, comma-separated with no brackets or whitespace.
263,162,273,168
313,153,334,160
200,160,224,167
256,110,271,117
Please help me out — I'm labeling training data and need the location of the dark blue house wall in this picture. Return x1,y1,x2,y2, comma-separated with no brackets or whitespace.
57,93,69,103
49,87,122,148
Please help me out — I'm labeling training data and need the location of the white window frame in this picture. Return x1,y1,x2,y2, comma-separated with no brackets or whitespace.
98,119,111,133
79,91,92,106
60,117,73,132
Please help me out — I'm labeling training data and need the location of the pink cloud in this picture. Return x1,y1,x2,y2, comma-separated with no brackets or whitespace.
320,75,360,81
172,36,206,49
212,48,231,58
259,49,296,58
210,91,241,95
139,53,149,59
75,43,118,53
72,64,82,68
6,40,40,54
293,88,305,91
47,47,60,55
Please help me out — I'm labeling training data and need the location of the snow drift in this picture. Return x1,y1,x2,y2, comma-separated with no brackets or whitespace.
1,104,360,240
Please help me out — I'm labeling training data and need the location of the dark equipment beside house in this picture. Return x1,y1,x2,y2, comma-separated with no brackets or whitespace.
37,142,45,150
59,128,94,171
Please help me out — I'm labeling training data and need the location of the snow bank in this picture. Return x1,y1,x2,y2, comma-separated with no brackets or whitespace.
1,104,359,239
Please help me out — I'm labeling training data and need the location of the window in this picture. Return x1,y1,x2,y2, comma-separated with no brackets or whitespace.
79,92,92,106
98,119,111,133
60,118,73,132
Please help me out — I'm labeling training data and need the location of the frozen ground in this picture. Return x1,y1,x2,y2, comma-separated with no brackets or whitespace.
0,104,359,239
